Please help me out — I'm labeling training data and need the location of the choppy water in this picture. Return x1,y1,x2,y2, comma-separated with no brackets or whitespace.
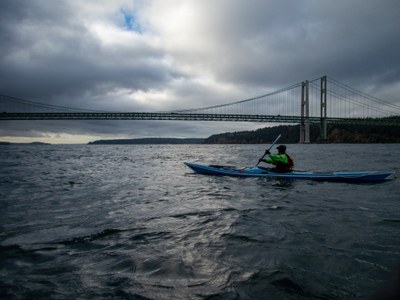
0,143,399,299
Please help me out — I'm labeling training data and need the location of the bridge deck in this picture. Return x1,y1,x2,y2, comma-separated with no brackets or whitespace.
1,112,398,126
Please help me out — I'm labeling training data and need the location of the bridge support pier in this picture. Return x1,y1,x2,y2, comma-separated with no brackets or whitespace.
299,81,310,144
320,76,328,142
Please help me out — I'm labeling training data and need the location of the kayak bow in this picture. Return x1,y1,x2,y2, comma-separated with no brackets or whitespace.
184,162,394,183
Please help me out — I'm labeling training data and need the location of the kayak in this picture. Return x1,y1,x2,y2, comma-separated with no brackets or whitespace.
184,162,394,183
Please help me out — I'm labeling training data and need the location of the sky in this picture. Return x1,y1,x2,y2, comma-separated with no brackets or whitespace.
1,0,400,143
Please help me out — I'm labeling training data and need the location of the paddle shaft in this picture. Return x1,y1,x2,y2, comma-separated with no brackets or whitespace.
255,134,281,167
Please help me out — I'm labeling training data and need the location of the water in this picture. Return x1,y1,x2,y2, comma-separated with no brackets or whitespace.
0,143,399,299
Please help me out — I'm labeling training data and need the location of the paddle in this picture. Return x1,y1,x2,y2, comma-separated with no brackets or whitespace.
255,134,282,167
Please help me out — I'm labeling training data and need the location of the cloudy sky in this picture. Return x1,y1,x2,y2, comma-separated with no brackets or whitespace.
1,0,400,143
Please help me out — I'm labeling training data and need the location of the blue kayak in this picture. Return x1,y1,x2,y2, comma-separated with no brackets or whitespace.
184,162,394,183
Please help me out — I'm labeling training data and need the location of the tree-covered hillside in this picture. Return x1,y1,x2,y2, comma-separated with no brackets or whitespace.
203,124,400,144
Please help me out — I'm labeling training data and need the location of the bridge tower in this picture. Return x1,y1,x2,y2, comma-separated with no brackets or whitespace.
320,75,328,142
299,80,310,143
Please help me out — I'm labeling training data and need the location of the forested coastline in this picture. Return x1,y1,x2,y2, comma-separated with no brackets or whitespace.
203,123,400,144
3,123,398,145
87,121,400,144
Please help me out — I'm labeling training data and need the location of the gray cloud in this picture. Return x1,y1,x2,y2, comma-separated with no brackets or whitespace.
0,1,173,104
1,0,400,143
179,0,400,87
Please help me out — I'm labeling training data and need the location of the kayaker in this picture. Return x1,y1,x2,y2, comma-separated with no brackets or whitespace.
259,144,294,172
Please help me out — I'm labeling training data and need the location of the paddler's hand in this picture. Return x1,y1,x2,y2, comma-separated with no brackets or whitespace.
265,150,270,155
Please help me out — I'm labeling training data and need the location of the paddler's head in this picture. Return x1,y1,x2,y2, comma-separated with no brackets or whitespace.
277,145,286,154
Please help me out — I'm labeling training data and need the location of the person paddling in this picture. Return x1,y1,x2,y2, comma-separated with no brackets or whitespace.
258,144,294,172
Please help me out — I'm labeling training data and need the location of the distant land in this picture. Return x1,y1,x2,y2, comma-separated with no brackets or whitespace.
2,122,399,145
0,141,51,145
203,123,400,144
88,138,205,144
88,122,400,145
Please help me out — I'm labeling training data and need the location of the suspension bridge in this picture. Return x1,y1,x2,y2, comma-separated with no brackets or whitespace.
1,76,400,143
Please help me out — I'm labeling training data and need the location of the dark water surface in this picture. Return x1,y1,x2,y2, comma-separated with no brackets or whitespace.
0,144,399,299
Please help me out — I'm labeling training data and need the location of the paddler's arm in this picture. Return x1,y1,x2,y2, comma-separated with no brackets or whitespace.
264,153,289,164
